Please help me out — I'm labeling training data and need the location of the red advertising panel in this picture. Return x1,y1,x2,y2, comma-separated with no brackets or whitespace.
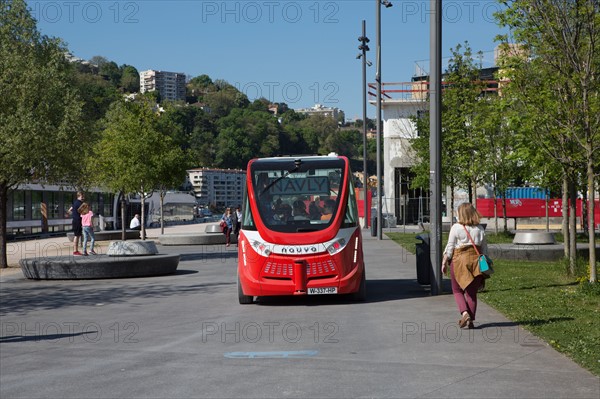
476,198,600,221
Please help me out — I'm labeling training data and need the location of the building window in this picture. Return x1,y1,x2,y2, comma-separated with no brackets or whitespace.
12,190,25,220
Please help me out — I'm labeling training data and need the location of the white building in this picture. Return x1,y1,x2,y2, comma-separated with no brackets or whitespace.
375,91,429,225
187,168,245,209
295,104,345,124
140,70,186,102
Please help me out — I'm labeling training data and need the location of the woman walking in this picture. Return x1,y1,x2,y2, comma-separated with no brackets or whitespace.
442,202,489,329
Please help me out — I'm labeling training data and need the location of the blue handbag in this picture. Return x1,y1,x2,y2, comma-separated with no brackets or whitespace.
464,225,494,276
478,254,494,276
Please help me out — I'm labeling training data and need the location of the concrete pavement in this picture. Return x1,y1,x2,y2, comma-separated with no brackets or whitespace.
0,222,598,398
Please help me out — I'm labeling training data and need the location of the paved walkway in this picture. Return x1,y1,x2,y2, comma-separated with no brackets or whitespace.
1,223,598,398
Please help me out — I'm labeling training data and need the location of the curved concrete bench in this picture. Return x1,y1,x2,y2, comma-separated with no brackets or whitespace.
158,233,237,246
67,230,140,242
20,253,179,280
513,231,556,245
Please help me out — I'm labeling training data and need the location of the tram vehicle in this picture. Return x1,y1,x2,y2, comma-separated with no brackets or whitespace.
237,154,366,304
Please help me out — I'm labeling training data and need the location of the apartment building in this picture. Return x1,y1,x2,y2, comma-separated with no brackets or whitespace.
139,70,186,102
295,104,345,124
187,168,245,209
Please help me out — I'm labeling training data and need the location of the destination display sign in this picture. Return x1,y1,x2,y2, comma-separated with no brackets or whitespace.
269,176,330,195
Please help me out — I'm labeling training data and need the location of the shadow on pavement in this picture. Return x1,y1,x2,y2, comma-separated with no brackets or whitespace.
0,281,235,316
0,331,97,344
254,278,447,306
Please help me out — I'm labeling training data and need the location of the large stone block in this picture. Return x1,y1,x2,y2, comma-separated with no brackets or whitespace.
107,240,159,256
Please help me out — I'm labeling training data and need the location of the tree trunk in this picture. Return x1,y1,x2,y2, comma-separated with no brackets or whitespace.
120,194,126,241
587,158,597,282
160,189,165,235
493,192,499,234
568,179,577,276
582,189,589,235
141,191,146,241
502,195,508,233
468,179,473,203
562,176,570,260
0,183,8,269
545,193,550,232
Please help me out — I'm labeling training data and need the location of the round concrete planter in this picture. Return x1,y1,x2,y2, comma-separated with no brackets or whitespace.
513,231,556,245
20,254,179,280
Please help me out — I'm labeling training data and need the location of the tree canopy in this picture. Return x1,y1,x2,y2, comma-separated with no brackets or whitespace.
0,0,86,267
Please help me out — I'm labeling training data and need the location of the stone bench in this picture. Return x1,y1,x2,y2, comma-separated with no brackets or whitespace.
20,253,179,280
513,231,556,245
67,230,140,242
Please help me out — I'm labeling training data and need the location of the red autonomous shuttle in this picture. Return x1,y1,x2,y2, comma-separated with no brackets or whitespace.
237,154,366,304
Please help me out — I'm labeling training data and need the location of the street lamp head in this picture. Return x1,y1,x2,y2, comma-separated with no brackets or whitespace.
358,35,370,43
366,60,373,67
381,0,393,8
356,54,362,59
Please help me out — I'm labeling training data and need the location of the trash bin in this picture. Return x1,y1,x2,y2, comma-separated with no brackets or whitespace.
371,215,377,237
415,234,431,285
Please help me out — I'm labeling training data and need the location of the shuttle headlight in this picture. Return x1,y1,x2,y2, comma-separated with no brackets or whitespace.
326,238,346,255
251,240,272,257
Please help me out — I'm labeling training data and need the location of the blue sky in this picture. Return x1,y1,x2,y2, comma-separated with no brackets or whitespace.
29,0,506,120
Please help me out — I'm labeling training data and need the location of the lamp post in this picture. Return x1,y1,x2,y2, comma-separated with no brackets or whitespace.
376,0,392,240
429,0,442,295
357,20,371,230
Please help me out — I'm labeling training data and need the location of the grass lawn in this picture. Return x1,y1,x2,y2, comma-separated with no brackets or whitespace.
387,232,600,376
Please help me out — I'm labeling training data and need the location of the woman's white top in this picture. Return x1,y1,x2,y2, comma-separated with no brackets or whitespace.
443,223,488,259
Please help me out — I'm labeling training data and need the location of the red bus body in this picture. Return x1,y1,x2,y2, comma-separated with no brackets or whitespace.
237,155,366,303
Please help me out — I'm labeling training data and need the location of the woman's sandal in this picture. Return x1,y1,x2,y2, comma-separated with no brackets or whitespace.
458,312,471,328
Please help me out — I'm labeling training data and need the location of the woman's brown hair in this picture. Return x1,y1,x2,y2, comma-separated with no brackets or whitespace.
457,202,481,226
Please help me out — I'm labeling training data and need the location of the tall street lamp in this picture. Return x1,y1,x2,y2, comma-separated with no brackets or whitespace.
376,0,392,240
357,20,371,230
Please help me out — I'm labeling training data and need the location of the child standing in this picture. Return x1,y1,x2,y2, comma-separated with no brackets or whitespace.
78,202,96,256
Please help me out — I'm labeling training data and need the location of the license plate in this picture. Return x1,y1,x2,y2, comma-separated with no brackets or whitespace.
307,287,337,295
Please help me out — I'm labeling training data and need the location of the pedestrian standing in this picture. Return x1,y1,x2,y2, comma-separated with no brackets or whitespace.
68,191,85,256
78,202,96,256
221,207,233,247
233,205,242,238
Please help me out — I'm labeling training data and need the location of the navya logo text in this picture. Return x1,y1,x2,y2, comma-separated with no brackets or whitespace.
280,246,319,254
509,199,523,206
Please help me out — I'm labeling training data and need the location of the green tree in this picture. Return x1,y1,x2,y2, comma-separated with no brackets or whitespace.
410,43,489,217
496,0,600,280
99,60,121,87
0,0,85,268
323,129,362,158
120,64,140,93
204,84,249,118
90,95,187,240
72,67,119,128
297,115,339,154
215,109,280,169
